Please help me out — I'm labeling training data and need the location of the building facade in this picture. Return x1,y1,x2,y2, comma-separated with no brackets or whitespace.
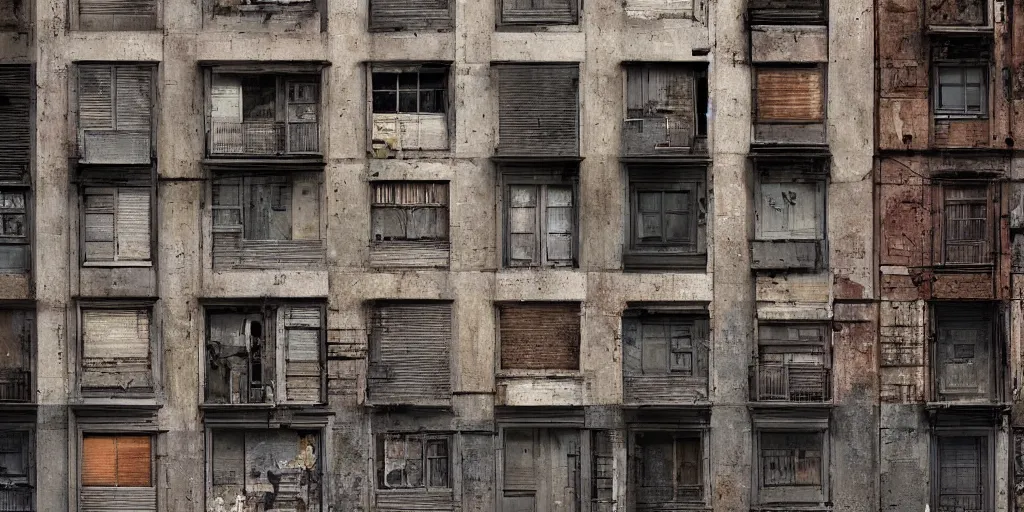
0,0,899,510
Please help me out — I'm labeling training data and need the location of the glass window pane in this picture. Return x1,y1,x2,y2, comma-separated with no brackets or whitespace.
419,90,445,113
965,68,983,85
509,186,537,207
398,73,419,90
372,72,398,91
965,86,983,110
547,186,573,207
939,68,963,85
509,207,536,234
546,233,572,262
510,233,536,261
665,212,691,242
3,215,25,237
0,245,26,271
419,72,446,89
638,192,661,213
940,85,965,110
372,91,397,113
398,92,418,113
546,206,572,234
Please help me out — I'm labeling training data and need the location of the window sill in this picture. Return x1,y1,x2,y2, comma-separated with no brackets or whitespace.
82,261,153,268
933,113,989,121
495,23,581,32
496,370,582,379
931,263,994,273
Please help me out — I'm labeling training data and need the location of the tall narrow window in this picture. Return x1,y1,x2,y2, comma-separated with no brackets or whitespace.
80,307,153,395
0,310,33,403
502,168,578,268
82,187,151,264
936,436,988,512
77,64,153,165
81,435,156,511
942,186,990,264
933,303,996,402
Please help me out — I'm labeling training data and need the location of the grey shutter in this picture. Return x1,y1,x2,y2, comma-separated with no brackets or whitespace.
369,0,452,31
81,487,157,511
938,437,985,510
81,309,152,391
497,65,579,156
501,0,577,25
211,178,243,269
622,317,642,375
641,323,670,374
937,320,990,399
282,306,322,403
508,185,539,266
503,430,537,491
84,188,116,262
0,66,30,183
79,65,152,164
115,188,151,261
369,302,452,405
79,0,158,31
545,186,573,264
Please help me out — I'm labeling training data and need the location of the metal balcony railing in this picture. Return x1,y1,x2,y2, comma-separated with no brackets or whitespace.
0,370,30,403
0,486,33,512
750,363,831,402
210,121,319,156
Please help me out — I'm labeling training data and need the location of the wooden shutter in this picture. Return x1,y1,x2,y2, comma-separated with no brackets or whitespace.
115,188,151,261
369,0,452,31
79,0,158,31
369,302,452,404
499,303,580,370
508,185,539,266
943,186,990,264
503,429,537,490
82,436,118,486
756,68,824,122
501,0,578,25
748,0,825,23
758,181,822,240
82,309,150,360
86,187,151,263
0,66,30,183
78,64,152,164
622,317,643,375
936,318,991,399
497,64,579,156
545,186,574,264
82,435,151,487
211,178,243,269
938,437,986,509
282,306,322,403
84,188,116,262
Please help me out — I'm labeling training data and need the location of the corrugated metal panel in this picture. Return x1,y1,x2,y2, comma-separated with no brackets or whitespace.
369,302,452,404
756,68,824,122
0,66,30,183
369,240,450,269
115,188,151,261
624,376,709,403
499,303,580,370
79,65,152,164
501,0,577,24
115,436,152,486
497,65,579,157
82,309,149,359
81,487,156,511
284,307,322,403
376,490,455,511
369,0,452,31
79,0,157,30
82,437,117,486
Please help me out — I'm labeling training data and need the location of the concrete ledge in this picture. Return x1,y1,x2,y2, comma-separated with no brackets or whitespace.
750,25,828,63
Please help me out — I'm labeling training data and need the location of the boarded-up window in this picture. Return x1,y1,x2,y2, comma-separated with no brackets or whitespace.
82,187,151,264
755,67,824,123
504,175,576,267
210,429,321,511
501,429,581,512
368,302,452,405
80,308,152,393
77,64,153,165
370,66,450,151
747,0,825,24
81,435,156,512
211,172,325,270
205,305,323,405
209,73,319,156
496,64,579,157
499,0,578,25
755,323,830,402
760,432,823,487
623,64,708,155
0,189,28,272
377,434,450,489
942,186,991,264
623,314,709,403
0,310,33,403
370,182,450,269
756,167,825,240
625,166,706,270
936,436,988,512
0,430,31,511
0,66,31,183
934,304,994,401
632,432,703,507
78,0,158,30
499,302,580,371
592,431,614,504
368,0,452,31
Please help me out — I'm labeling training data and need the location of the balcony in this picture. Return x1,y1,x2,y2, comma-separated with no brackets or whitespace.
209,121,319,156
0,370,30,403
750,363,831,402
0,486,32,512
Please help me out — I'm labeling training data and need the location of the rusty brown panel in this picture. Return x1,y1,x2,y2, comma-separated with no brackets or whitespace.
755,68,824,122
881,274,928,301
996,183,1012,299
832,315,878,403
499,303,581,370
933,119,991,148
879,98,930,150
879,158,931,267
931,273,995,299
926,0,984,25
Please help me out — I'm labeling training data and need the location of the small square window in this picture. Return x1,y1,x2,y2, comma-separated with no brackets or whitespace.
370,65,451,153
631,431,704,506
941,185,991,265
624,166,706,271
376,434,451,490
208,72,320,156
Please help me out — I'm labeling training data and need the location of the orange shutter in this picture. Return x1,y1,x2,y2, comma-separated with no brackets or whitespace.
756,68,824,123
116,436,152,487
82,435,151,487
82,437,118,486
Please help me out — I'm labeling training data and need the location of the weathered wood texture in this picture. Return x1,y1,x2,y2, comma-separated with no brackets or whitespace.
499,303,581,370
496,64,579,157
747,0,825,24
79,0,158,30
369,0,452,31
622,65,707,156
368,302,452,405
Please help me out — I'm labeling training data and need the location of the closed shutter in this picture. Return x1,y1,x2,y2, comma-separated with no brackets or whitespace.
508,185,539,266
78,64,152,164
755,68,824,122
501,0,577,25
82,436,118,486
937,318,991,399
84,187,151,262
943,186,990,264
0,66,30,183
81,435,155,511
748,0,825,23
82,309,150,360
369,302,452,404
282,306,322,403
758,181,822,240
84,188,116,261
497,64,579,156
369,0,452,31
79,0,158,31
499,303,580,370
116,188,151,261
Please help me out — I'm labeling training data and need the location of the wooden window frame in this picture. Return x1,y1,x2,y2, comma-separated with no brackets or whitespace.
624,165,707,270
367,63,453,154
80,185,154,267
936,182,994,266
496,0,580,27
77,301,158,399
500,167,579,269
628,429,708,507
0,309,35,403
623,63,709,153
375,433,452,491
623,313,709,378
931,38,991,120
930,429,994,512
934,65,987,117
752,427,830,506
929,302,1001,403
212,172,323,243
0,186,30,273
203,303,326,406
754,165,827,241
754,322,832,402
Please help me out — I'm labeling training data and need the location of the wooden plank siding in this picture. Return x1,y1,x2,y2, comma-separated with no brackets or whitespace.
369,0,452,31
77,64,153,165
622,315,709,404
79,0,157,30
0,66,31,184
80,308,152,393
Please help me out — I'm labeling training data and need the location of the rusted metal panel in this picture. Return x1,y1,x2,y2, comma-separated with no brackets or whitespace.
78,65,153,164
926,0,985,26
496,64,579,157
82,435,152,489
747,0,824,24
499,302,580,370
369,0,452,31
368,302,452,405
0,67,30,184
210,429,321,511
81,309,152,392
879,157,930,268
79,0,158,30
755,68,824,122
499,0,578,25
750,240,824,270
622,65,707,156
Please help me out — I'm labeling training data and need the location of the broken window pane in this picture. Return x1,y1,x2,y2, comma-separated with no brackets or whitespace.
378,434,450,490
370,182,450,242
212,173,321,243
210,429,321,511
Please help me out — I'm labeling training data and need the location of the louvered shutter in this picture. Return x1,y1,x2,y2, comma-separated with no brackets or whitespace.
369,0,452,31
78,65,152,164
282,306,322,403
368,302,452,404
499,303,580,370
0,66,30,183
115,188,151,261
79,0,158,31
501,0,577,25
756,68,824,122
497,64,579,156
83,188,116,262
81,436,155,512
82,309,150,360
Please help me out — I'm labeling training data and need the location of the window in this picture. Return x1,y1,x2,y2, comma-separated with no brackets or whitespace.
623,64,708,155
210,172,325,270
208,72,320,156
622,312,709,403
501,428,581,512
370,182,449,268
77,64,153,165
82,187,151,265
755,166,825,241
761,432,822,486
0,66,31,183
498,0,578,25
631,432,703,507
80,307,153,395
932,303,997,402
367,302,452,406
625,166,706,270
0,190,28,273
209,429,321,511
753,66,826,145
754,323,831,402
0,430,31,511
934,435,989,512
376,434,451,489
0,310,33,403
368,0,452,31
81,435,155,510
502,168,577,268
77,0,158,30
931,39,990,119
941,185,991,265
205,304,324,405
495,64,579,156
498,302,580,371
370,65,450,152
